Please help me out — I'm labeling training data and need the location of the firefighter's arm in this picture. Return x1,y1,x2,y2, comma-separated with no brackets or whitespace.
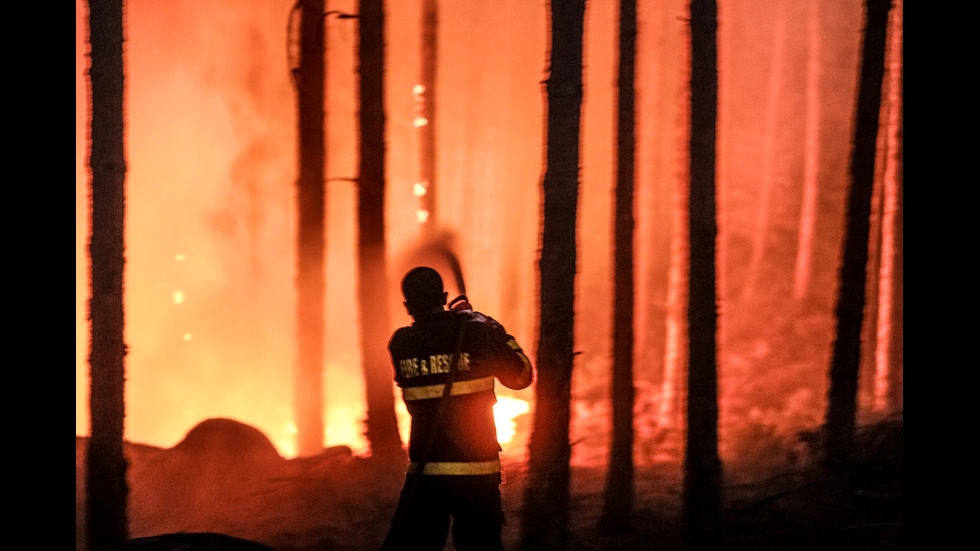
478,320,532,390
450,298,533,390
495,333,533,390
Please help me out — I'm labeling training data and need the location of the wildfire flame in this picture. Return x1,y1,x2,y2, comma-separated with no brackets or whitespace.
493,396,530,445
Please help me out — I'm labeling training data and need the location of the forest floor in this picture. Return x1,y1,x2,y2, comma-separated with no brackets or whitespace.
76,415,903,551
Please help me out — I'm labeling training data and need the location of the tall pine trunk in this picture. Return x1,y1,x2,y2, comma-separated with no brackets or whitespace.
684,0,721,548
822,0,891,471
874,0,902,414
885,7,902,413
357,0,403,458
295,0,326,458
520,1,585,549
600,0,636,536
418,0,437,232
86,0,129,547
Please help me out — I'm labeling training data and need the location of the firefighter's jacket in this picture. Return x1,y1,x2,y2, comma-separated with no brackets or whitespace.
389,309,533,475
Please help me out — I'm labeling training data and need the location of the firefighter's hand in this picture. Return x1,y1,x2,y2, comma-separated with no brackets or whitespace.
449,295,474,314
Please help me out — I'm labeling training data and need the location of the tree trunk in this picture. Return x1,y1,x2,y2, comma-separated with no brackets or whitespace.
295,0,326,458
417,0,437,231
683,0,722,548
659,2,691,436
886,10,902,413
600,0,636,536
861,146,884,415
660,133,687,435
741,0,786,301
793,0,822,302
86,0,129,548
822,0,892,470
358,0,404,458
636,0,683,453
875,0,902,414
520,1,585,549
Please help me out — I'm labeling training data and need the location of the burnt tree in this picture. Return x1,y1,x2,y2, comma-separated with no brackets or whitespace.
600,0,637,536
683,0,722,548
520,1,585,550
86,0,129,548
294,0,326,458
823,0,892,470
357,0,403,458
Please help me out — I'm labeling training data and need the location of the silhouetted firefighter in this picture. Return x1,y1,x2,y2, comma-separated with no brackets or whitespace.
381,267,533,551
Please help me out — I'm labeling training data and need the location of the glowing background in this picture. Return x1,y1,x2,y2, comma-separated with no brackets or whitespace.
77,0,899,471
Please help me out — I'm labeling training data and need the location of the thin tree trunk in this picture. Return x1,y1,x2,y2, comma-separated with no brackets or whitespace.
600,0,636,536
660,0,691,436
886,17,902,413
520,1,585,549
358,0,403,458
684,0,721,548
822,0,892,470
861,139,884,415
86,0,129,547
741,0,787,301
295,0,326,458
418,0,437,231
793,0,822,302
660,164,687,434
636,0,682,451
875,0,902,414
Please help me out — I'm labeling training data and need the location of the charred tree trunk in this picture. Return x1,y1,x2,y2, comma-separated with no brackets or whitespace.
683,0,722,549
294,0,326,458
600,0,636,536
520,1,585,549
86,0,129,548
822,0,892,470
418,0,437,231
358,0,403,458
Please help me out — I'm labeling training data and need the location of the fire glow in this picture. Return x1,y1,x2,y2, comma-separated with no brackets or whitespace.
494,396,530,445
275,393,529,459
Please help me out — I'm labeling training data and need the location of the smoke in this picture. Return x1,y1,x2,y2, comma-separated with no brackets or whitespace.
77,0,300,453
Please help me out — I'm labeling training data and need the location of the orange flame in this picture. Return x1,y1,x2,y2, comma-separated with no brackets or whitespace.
494,396,530,445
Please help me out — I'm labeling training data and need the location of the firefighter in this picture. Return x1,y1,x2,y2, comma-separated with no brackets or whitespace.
381,266,533,551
